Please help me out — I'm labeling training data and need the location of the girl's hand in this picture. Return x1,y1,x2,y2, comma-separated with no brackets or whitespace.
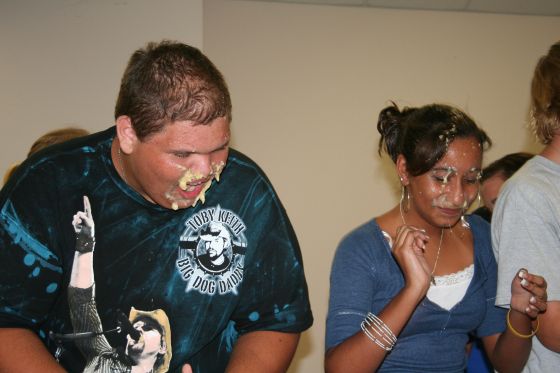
392,225,431,293
511,268,548,319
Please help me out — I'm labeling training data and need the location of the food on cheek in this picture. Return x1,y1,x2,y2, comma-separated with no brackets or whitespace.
191,180,212,207
190,161,226,207
212,161,225,182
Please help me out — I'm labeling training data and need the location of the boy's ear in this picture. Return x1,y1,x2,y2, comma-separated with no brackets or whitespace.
115,116,138,155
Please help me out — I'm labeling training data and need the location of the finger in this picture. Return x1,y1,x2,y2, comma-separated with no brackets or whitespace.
411,228,428,241
395,225,428,247
528,296,547,312
529,294,548,309
395,232,423,254
520,278,548,300
529,285,548,302
393,226,411,249
412,243,425,254
523,272,547,290
83,196,91,218
517,268,545,287
410,233,429,252
73,213,85,225
182,364,193,373
525,306,540,319
411,226,427,234
414,233,428,247
72,215,82,229
394,225,411,242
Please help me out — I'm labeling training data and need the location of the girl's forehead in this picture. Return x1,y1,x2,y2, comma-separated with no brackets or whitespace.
435,138,482,168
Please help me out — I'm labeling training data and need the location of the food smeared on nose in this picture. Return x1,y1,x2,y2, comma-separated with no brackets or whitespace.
439,167,456,185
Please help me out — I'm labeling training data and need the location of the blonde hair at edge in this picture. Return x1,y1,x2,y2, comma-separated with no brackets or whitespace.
3,127,90,185
530,41,560,145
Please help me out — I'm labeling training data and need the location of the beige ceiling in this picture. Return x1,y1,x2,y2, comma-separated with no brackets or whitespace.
243,0,560,16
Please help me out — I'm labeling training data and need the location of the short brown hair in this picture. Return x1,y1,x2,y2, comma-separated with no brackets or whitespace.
114,40,232,141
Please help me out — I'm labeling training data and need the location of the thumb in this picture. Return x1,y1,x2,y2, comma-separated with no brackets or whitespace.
182,363,193,373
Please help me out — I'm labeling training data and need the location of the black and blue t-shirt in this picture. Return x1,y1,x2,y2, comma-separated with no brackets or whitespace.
0,127,313,372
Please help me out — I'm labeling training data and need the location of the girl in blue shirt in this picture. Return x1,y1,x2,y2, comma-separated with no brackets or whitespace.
325,103,548,372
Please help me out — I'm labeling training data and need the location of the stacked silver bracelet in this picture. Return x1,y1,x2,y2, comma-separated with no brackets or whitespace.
360,312,397,351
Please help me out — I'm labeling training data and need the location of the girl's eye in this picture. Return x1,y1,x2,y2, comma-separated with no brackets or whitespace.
432,172,453,184
463,171,482,184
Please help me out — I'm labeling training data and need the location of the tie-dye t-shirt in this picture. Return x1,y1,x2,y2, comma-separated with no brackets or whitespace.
0,127,313,372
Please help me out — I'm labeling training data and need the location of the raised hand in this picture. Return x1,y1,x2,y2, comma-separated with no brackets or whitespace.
392,225,432,293
72,196,95,253
510,268,548,319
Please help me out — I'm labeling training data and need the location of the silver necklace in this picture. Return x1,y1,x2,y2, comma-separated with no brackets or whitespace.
400,207,444,286
430,229,444,285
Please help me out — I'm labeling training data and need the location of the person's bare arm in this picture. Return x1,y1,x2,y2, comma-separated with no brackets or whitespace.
325,225,431,373
482,310,536,373
225,331,300,373
0,328,66,373
482,270,547,373
537,300,560,352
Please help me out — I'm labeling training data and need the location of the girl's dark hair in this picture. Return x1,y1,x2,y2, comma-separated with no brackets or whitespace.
377,102,491,176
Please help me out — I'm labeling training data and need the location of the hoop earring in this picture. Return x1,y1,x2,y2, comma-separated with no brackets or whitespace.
460,197,472,228
474,191,481,211
400,184,410,214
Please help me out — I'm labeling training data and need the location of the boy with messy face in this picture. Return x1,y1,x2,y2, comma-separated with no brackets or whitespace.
111,40,233,211
114,116,229,211
0,41,312,373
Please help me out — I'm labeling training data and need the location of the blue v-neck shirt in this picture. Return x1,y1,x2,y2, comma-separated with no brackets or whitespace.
326,215,505,372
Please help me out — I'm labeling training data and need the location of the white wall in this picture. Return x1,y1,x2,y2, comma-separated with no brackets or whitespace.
1,0,558,371
0,0,203,175
203,1,559,372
